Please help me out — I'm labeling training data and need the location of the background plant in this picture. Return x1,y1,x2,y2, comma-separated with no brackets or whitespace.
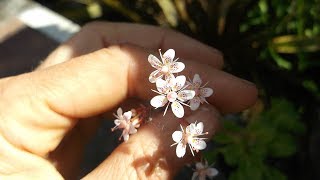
35,0,320,179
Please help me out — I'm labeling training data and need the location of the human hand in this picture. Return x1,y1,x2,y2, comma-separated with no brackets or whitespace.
0,22,257,179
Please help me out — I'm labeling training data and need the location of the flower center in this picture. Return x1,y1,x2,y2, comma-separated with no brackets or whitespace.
167,91,178,102
161,65,169,73
194,88,200,96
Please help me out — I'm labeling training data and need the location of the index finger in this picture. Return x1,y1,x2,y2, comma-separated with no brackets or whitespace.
40,22,223,69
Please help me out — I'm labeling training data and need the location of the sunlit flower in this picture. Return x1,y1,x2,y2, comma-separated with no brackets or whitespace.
187,74,213,111
192,161,219,180
171,122,208,158
148,49,185,83
111,108,138,141
150,75,195,118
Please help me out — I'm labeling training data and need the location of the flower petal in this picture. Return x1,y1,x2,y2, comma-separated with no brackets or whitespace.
176,142,186,158
162,49,175,63
191,139,207,150
123,133,129,141
129,126,137,134
190,97,201,111
178,90,195,102
149,70,163,83
195,162,205,170
148,54,162,69
123,111,132,121
191,172,199,180
193,74,202,88
150,95,168,108
114,119,121,126
187,123,196,134
170,62,185,73
164,73,175,82
195,122,204,134
156,78,170,93
172,131,183,143
200,88,213,97
171,101,184,118
117,108,123,117
206,168,219,177
172,75,186,91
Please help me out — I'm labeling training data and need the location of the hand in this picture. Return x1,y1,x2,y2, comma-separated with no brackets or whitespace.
0,22,257,179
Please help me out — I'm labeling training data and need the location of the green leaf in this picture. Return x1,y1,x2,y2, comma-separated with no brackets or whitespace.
264,167,287,180
264,98,305,134
220,144,245,166
222,120,242,132
230,159,264,180
268,133,297,158
214,133,235,144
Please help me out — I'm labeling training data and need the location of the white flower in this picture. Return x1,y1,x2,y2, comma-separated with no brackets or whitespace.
148,49,185,83
111,108,138,141
192,161,219,180
171,122,208,158
188,74,213,111
150,75,195,118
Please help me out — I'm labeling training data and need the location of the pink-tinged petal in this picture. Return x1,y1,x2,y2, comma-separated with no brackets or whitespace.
114,119,121,126
200,88,213,97
172,131,183,143
206,168,219,177
123,133,129,141
191,139,207,150
195,162,205,170
148,54,162,69
190,97,201,111
188,123,197,134
123,111,132,121
171,101,184,118
195,122,204,134
156,78,170,93
117,108,123,117
193,74,202,88
162,49,175,63
129,126,137,134
191,172,199,180
149,70,163,83
168,75,177,88
173,75,186,91
170,62,185,73
164,73,175,82
178,90,195,102
176,142,186,158
150,95,168,108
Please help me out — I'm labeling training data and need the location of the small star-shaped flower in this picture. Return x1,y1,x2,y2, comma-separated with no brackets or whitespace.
171,122,208,158
148,49,185,83
150,75,195,118
188,74,213,111
111,108,138,141
192,161,219,180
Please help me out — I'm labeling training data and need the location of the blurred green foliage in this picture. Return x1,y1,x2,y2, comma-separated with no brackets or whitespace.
35,0,320,179
205,99,305,180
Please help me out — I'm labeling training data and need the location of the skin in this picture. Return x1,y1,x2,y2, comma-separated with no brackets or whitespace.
0,22,257,179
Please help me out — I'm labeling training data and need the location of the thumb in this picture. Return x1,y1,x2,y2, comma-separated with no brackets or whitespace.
0,45,141,157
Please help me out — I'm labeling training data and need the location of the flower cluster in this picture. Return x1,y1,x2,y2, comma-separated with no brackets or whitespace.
149,49,213,118
110,48,218,179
